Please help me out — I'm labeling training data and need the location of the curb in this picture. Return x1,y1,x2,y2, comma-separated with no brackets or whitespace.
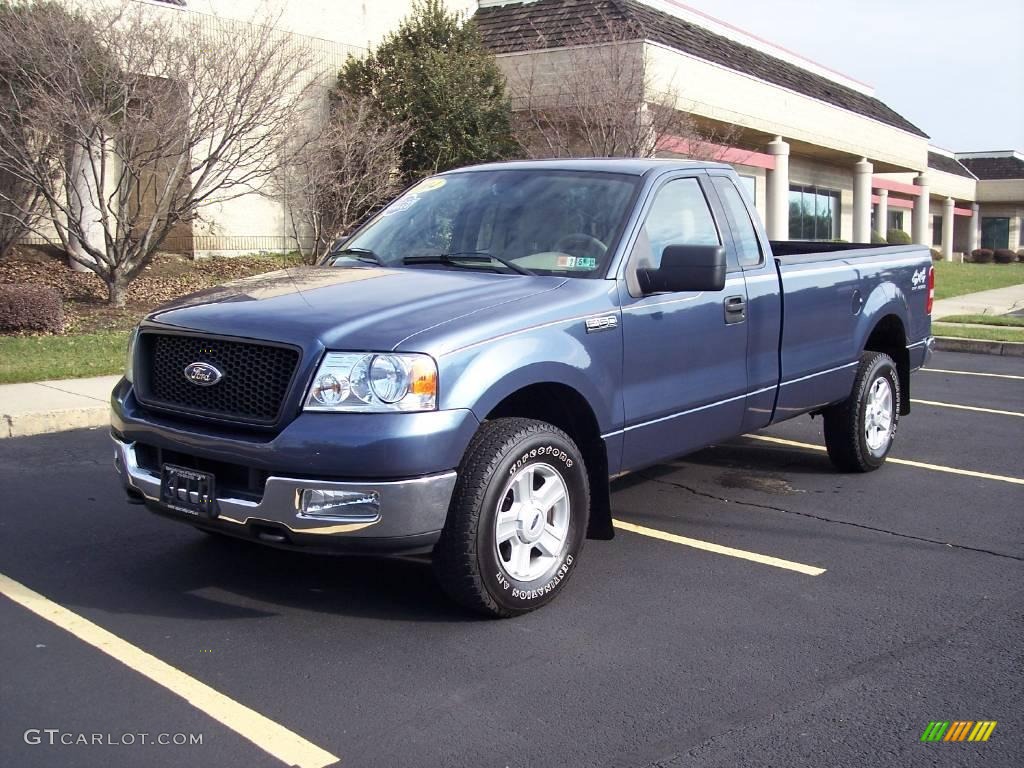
2,406,109,439
934,336,1024,357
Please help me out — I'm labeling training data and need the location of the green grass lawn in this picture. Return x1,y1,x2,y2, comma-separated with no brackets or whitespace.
932,261,1024,300
936,313,1024,327
933,323,1024,343
0,331,129,384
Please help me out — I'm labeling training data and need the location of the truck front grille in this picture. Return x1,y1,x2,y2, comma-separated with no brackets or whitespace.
136,332,301,426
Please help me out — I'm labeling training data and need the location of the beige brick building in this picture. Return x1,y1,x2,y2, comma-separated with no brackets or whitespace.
125,0,1024,259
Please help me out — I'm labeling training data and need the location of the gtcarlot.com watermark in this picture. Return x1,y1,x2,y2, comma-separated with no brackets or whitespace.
24,729,203,747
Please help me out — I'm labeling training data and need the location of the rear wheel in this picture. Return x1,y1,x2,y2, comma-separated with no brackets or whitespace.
823,351,901,472
433,418,589,618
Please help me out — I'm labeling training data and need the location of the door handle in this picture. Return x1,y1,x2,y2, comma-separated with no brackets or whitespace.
724,295,746,324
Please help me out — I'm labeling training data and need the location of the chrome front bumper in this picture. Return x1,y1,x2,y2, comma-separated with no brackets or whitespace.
112,436,456,542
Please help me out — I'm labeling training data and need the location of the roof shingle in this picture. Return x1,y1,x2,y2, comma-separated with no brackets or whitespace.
474,0,928,138
927,152,976,179
957,155,1024,181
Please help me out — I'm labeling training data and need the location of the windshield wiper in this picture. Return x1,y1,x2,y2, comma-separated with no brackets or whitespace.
330,247,382,266
403,251,535,276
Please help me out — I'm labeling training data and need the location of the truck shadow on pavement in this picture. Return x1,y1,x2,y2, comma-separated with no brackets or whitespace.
111,533,476,624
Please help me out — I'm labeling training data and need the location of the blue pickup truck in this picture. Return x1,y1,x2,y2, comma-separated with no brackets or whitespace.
112,159,934,616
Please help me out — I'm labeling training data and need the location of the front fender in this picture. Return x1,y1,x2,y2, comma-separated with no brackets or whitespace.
437,320,623,434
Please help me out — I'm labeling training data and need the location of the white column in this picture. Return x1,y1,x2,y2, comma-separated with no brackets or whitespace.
875,188,888,241
912,172,929,246
853,158,873,243
941,197,955,261
67,142,105,272
967,203,980,254
766,136,790,241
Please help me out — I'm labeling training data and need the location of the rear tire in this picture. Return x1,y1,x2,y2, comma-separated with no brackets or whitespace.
433,418,589,618
823,351,901,472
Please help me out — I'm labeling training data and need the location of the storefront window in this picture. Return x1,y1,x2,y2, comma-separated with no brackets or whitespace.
788,185,840,240
932,215,942,246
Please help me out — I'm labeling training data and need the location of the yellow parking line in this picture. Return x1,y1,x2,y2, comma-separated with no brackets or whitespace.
743,434,1024,486
0,572,339,768
922,368,1024,381
911,398,1024,418
612,519,826,576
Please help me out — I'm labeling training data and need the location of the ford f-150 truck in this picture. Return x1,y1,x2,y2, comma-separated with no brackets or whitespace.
112,159,934,617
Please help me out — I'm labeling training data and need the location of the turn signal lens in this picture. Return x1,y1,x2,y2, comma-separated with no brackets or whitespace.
409,357,438,397
926,266,935,315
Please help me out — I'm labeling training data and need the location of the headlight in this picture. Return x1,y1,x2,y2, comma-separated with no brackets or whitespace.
124,327,139,383
304,352,437,412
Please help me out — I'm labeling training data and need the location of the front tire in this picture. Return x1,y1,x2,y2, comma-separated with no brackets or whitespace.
823,351,901,472
433,418,589,618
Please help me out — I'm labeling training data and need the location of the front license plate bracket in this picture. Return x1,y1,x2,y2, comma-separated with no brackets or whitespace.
160,464,218,519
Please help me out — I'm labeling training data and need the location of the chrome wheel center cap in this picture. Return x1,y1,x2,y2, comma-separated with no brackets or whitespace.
516,507,545,544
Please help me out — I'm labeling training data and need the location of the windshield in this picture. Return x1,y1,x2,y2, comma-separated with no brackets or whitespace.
330,170,640,277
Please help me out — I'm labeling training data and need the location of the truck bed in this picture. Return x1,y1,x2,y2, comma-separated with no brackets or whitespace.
768,242,933,421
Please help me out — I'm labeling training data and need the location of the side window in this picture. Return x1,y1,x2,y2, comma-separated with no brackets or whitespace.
713,177,763,268
632,178,720,270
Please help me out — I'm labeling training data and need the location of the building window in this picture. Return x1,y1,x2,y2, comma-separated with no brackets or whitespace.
737,175,756,204
932,215,942,246
788,185,840,240
981,217,1010,250
887,210,904,233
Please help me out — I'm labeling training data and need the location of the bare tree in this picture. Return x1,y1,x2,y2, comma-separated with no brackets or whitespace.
505,10,738,160
0,0,318,306
0,162,44,259
282,97,411,263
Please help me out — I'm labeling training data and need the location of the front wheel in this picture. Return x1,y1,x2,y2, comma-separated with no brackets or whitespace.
823,351,901,472
433,418,589,618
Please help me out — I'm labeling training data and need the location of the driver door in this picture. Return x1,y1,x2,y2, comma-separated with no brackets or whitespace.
618,174,749,470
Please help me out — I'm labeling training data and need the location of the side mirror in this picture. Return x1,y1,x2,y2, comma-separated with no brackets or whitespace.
636,244,727,294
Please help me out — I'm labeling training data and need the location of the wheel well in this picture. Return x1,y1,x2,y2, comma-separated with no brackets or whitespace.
864,314,910,414
485,383,613,540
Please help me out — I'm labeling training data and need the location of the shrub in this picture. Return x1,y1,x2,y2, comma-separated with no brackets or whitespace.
971,248,994,264
929,248,943,261
886,229,912,245
1017,249,1024,263
993,248,1017,264
0,284,63,333
870,232,887,244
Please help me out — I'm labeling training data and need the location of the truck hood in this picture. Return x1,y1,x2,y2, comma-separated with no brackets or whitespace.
145,266,565,351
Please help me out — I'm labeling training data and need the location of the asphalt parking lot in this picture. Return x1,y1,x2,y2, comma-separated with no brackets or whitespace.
1,349,1021,768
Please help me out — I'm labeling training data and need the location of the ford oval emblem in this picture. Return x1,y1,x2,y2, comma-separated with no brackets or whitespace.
183,362,223,386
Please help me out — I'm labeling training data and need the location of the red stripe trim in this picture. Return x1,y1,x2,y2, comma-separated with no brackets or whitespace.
658,136,776,169
872,177,923,196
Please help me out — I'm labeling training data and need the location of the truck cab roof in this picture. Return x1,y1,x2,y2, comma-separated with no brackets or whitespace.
444,157,733,177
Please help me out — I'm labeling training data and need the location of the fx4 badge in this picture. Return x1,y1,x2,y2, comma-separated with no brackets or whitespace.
911,267,927,290
585,315,618,333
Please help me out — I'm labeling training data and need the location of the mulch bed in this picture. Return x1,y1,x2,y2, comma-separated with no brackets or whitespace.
0,247,299,334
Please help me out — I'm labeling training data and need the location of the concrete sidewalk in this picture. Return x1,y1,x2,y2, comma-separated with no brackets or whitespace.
0,375,118,439
932,283,1024,319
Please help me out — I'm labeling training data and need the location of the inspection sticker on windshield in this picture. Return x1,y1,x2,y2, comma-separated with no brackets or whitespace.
557,256,597,269
410,178,446,193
